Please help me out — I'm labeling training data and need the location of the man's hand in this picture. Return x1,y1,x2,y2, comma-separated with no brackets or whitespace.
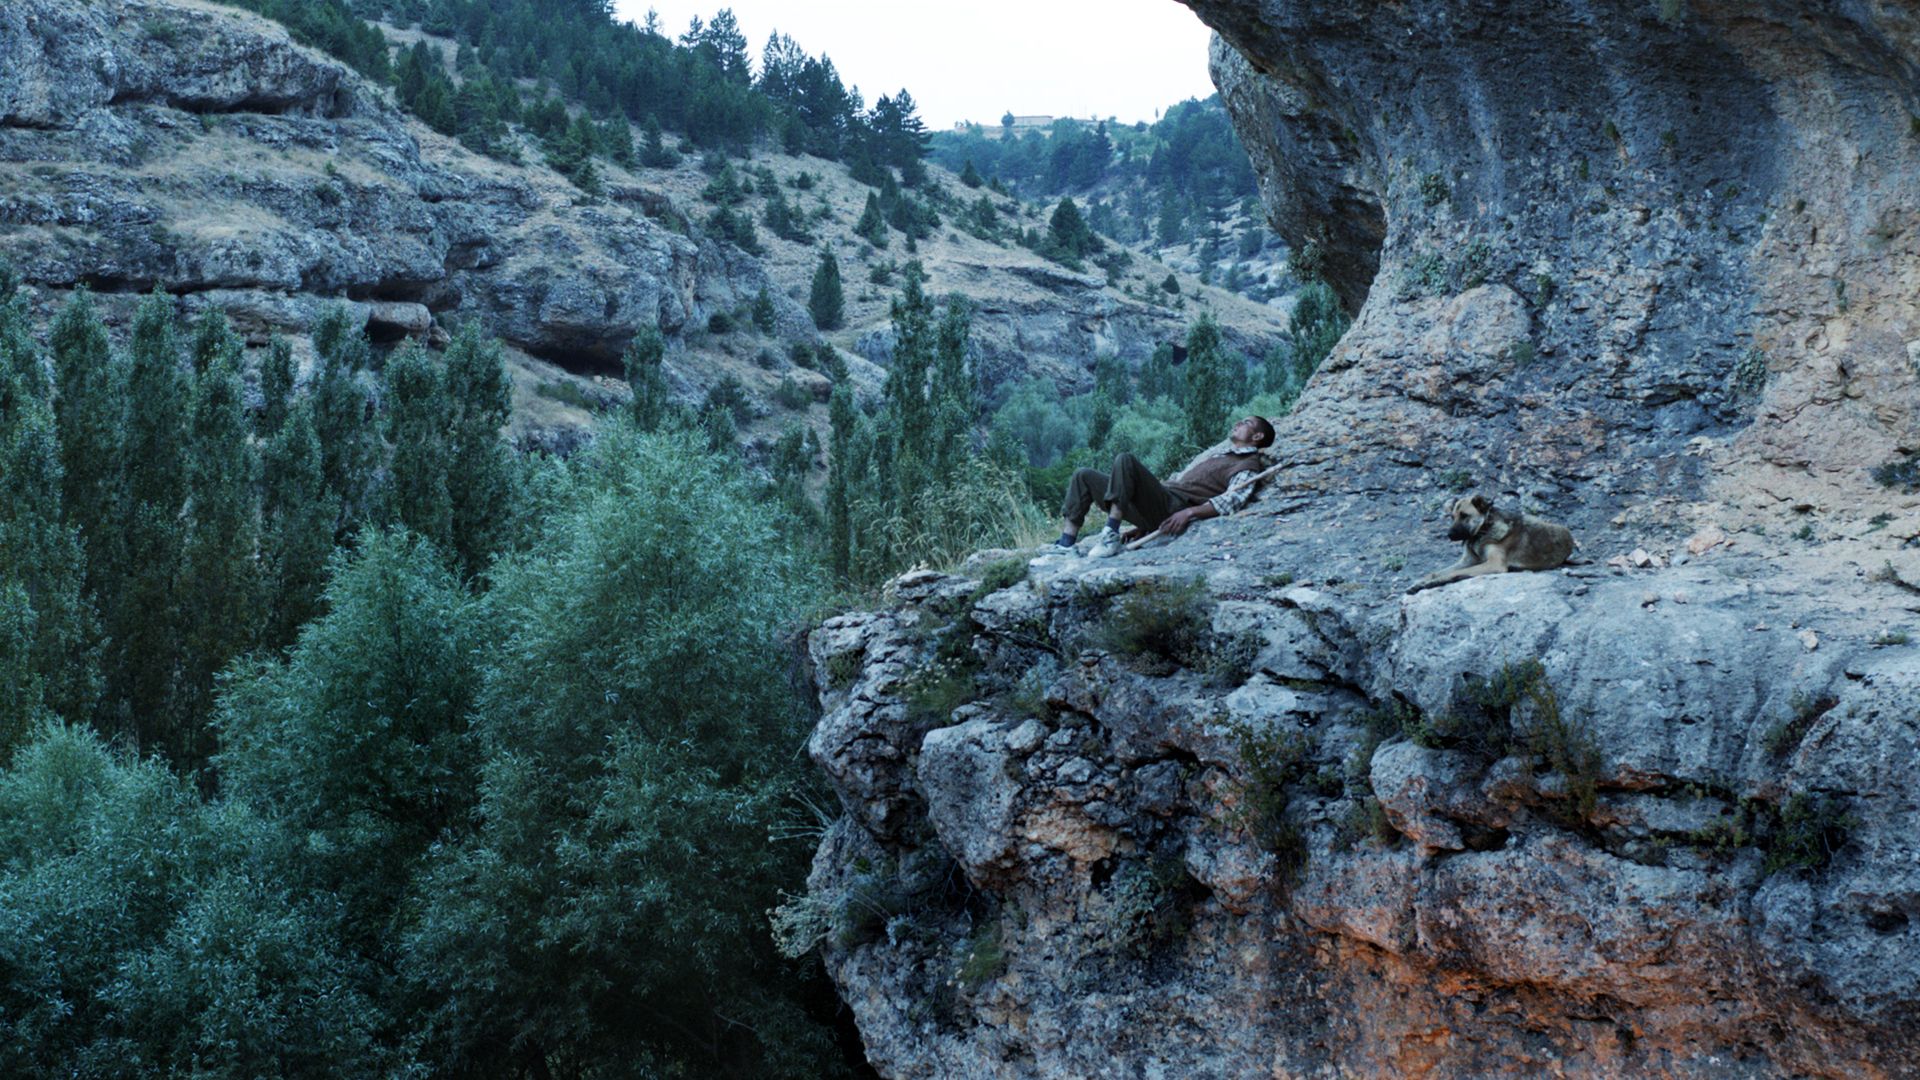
1158,506,1207,537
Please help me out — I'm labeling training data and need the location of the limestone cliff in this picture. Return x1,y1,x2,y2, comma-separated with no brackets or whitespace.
0,0,1281,453
795,2,1920,1076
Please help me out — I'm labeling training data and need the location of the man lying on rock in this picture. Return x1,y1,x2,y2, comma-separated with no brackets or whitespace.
1055,415,1277,558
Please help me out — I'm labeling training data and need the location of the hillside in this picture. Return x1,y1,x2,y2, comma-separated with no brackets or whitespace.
0,0,1290,464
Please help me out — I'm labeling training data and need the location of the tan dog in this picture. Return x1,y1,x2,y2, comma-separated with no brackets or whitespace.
1407,494,1575,593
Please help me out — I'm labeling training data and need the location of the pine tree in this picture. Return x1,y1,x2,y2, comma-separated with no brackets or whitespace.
384,343,454,550
259,396,335,649
808,249,844,331
640,114,679,167
856,192,888,248
751,287,777,333
960,159,983,188
623,325,672,432
178,320,261,747
443,324,513,577
117,290,192,749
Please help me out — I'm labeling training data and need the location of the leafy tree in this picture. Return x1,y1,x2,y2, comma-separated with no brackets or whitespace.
399,424,846,1079
384,343,454,551
117,290,192,751
49,291,125,647
443,325,515,578
0,281,96,742
178,315,261,743
260,400,336,649
623,324,672,432
310,306,377,535
809,248,845,331
0,722,387,1077
1182,313,1233,454
218,531,482,949
256,335,296,439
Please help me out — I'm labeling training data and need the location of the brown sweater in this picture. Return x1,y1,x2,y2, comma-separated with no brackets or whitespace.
1166,450,1266,505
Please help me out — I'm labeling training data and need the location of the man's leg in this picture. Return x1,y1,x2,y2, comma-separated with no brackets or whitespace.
1104,452,1186,532
1058,466,1111,546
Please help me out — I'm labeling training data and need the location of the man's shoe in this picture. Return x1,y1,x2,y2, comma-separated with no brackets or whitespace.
1086,525,1124,558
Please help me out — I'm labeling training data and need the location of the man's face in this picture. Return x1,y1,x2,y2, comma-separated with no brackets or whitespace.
1231,417,1259,444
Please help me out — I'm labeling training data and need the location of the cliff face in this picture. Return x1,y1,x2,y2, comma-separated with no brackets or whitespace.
0,0,1283,452
798,3,1920,1076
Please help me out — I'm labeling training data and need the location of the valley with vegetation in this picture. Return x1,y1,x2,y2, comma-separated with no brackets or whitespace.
0,0,1916,1077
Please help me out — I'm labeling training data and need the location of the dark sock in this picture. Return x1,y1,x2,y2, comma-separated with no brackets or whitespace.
1056,532,1076,548
1105,516,1124,532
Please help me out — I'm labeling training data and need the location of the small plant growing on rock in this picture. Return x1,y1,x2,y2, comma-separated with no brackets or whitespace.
823,650,862,690
1871,457,1920,493
1418,171,1449,208
1333,796,1398,851
953,915,1007,988
1730,346,1769,400
1225,720,1313,881
1087,858,1199,959
1095,578,1211,675
1761,690,1834,758
969,556,1029,600
1763,792,1856,874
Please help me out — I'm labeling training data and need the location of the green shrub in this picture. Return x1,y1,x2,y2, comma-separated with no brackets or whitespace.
971,556,1029,599
1225,720,1313,882
1871,457,1920,492
1333,796,1398,850
1763,793,1855,874
1096,578,1211,674
774,375,812,410
954,917,1007,987
1086,858,1197,959
1418,172,1449,207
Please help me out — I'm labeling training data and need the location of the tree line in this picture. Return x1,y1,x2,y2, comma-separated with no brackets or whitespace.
0,271,857,1077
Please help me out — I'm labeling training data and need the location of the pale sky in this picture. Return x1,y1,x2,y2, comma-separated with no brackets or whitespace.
609,0,1220,130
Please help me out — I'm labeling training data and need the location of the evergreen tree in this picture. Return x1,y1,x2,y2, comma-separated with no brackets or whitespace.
442,325,514,578
622,324,672,432
751,287,777,333
1182,313,1232,454
178,321,260,750
856,192,888,248
384,343,454,551
960,159,983,188
117,290,192,750
808,249,844,331
639,114,679,168
259,399,335,649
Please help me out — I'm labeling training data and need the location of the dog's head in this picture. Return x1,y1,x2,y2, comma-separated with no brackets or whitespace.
1445,494,1493,542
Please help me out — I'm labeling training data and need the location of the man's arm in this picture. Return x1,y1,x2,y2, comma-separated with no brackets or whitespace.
1160,468,1256,536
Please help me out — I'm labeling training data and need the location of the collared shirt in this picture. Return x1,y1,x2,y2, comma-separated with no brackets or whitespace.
1207,445,1265,517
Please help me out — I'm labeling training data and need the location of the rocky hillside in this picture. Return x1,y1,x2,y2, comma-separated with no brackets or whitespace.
0,0,1283,456
795,1,1920,1076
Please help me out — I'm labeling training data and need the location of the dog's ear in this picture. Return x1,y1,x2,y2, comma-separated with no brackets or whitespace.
1468,494,1490,513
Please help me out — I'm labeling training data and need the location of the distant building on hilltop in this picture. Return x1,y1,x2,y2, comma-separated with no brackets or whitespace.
954,115,1094,139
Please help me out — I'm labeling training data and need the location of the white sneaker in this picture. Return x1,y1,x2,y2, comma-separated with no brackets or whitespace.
1086,525,1125,558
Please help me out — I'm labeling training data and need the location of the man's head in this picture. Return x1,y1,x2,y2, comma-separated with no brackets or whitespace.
1230,415,1276,449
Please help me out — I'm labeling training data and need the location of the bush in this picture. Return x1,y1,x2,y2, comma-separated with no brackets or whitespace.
1226,720,1312,879
1096,578,1211,675
1763,793,1855,874
774,375,812,410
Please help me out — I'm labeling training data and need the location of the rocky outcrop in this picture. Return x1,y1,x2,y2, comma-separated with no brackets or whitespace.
799,523,1920,1077
0,0,776,371
1202,0,1920,532
797,2,1920,1075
